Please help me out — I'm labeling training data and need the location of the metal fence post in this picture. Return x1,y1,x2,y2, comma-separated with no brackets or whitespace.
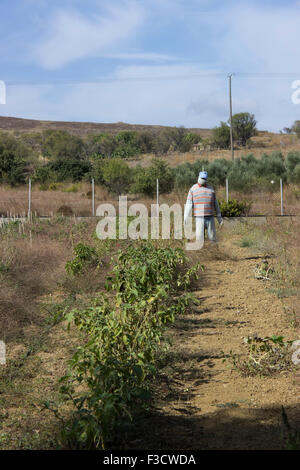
280,178,284,216
0,340,5,365
226,178,229,203
156,178,159,217
28,178,31,220
92,178,95,216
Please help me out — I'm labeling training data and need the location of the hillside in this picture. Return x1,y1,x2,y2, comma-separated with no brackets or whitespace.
0,115,212,139
1,115,299,167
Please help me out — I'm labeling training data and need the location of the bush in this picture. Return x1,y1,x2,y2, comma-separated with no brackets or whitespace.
65,243,98,275
113,131,140,158
286,151,300,183
207,159,231,187
41,130,85,161
49,159,92,182
174,163,197,189
51,241,200,449
0,132,29,185
101,158,132,195
257,152,286,180
227,334,294,376
291,163,300,183
33,165,57,184
211,122,231,149
218,199,252,217
131,159,174,196
231,112,257,146
62,184,79,193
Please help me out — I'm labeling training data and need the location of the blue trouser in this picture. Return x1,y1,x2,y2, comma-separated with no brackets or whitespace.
196,216,217,243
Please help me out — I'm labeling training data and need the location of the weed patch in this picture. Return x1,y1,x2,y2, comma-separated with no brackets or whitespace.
225,334,295,376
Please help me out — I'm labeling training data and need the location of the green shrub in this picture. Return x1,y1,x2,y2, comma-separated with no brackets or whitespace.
231,112,257,146
218,199,251,217
49,182,61,191
49,158,92,182
226,334,294,376
131,159,174,196
211,122,231,149
101,158,132,195
41,130,85,161
62,184,79,193
65,243,98,275
0,132,29,185
33,165,57,184
174,163,197,189
286,152,300,183
52,241,200,449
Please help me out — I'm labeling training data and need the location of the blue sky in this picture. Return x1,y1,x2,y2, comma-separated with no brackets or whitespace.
1,0,300,131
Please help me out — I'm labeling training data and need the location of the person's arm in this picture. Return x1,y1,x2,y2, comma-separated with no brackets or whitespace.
214,193,223,225
184,190,193,224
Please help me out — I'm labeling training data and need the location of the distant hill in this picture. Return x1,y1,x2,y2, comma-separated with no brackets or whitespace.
0,115,212,139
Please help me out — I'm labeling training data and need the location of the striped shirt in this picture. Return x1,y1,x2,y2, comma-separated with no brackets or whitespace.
187,184,220,217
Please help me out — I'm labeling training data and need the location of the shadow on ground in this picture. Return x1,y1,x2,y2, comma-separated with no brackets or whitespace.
113,403,300,450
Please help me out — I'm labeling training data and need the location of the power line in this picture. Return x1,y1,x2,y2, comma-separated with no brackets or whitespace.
5,71,300,87
6,73,228,87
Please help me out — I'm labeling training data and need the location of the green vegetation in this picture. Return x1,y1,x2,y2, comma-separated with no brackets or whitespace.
218,199,251,217
0,133,30,185
101,158,132,195
226,334,294,376
131,159,175,196
47,240,200,449
65,243,98,276
211,122,231,149
0,127,201,187
1,114,300,193
174,151,298,191
231,112,257,146
211,112,257,149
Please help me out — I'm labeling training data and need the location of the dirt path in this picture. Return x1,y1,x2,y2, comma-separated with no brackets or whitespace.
123,238,300,450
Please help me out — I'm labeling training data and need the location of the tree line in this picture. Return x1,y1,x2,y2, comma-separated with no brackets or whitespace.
0,127,201,186
1,112,300,189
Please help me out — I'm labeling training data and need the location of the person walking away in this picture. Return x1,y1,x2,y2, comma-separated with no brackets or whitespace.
184,171,223,245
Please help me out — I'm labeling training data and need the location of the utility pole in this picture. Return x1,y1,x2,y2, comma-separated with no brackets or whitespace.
228,74,234,161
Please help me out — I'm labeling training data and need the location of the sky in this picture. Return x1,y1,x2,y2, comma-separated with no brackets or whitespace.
1,0,300,131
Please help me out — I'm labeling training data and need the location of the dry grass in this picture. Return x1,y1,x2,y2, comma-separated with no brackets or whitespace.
0,115,211,138
1,182,299,217
0,226,66,340
0,216,118,449
0,183,112,217
129,134,300,168
223,215,300,329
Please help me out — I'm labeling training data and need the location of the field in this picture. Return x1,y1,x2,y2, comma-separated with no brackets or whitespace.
0,212,299,450
0,116,300,450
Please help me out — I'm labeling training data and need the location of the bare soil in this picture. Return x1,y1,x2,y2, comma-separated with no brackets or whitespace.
119,237,300,450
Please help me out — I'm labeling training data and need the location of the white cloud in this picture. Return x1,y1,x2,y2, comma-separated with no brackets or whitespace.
4,0,300,132
203,2,300,73
33,1,151,69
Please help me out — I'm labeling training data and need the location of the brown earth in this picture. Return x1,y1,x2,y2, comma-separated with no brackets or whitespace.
119,233,300,450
